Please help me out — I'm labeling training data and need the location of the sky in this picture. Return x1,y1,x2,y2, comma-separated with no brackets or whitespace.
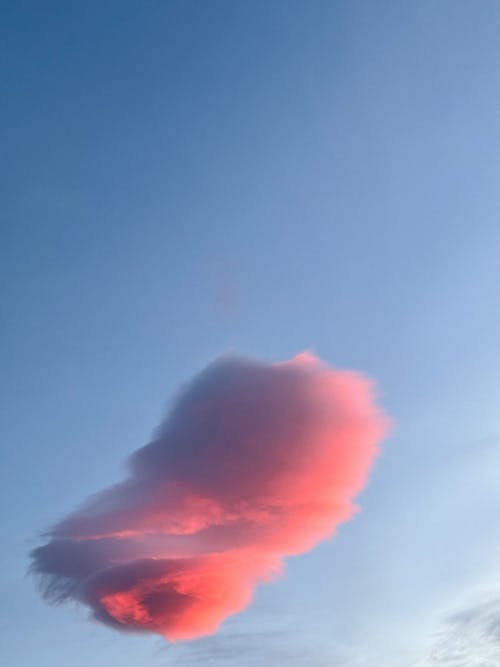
1,1,500,665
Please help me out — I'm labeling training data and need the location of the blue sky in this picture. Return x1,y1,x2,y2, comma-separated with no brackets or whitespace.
2,2,500,665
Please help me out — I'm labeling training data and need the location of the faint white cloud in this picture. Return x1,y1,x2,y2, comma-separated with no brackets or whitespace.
412,594,500,666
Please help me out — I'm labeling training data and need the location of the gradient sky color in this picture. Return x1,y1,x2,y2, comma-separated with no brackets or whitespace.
2,2,500,665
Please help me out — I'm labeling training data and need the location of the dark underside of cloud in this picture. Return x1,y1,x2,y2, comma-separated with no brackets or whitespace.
31,352,388,641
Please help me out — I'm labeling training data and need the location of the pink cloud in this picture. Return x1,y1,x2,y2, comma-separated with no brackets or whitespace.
32,353,389,641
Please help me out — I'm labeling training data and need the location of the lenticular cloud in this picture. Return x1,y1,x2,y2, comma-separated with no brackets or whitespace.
31,352,389,641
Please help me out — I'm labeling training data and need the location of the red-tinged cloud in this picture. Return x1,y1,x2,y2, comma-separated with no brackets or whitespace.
31,352,389,641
